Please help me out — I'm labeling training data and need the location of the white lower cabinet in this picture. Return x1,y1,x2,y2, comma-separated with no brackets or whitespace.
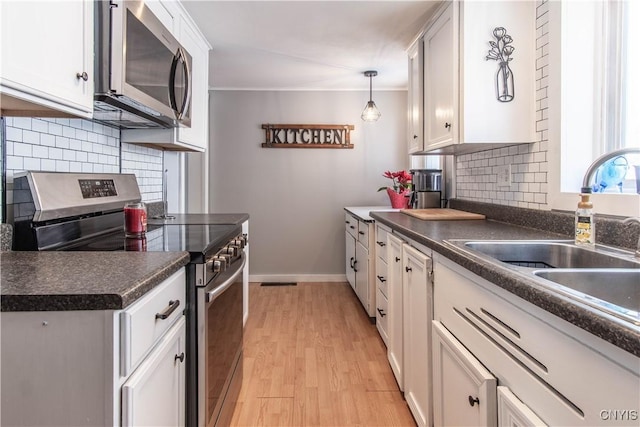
432,320,497,427
375,286,389,344
434,255,640,426
497,386,547,427
0,268,187,426
375,255,389,345
386,232,405,390
355,240,370,312
122,317,186,427
344,211,376,317
345,230,356,291
402,244,433,427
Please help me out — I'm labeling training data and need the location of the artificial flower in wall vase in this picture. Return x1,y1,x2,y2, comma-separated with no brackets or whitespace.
378,170,412,208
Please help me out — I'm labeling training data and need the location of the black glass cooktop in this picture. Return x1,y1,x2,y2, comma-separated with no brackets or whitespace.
62,223,241,261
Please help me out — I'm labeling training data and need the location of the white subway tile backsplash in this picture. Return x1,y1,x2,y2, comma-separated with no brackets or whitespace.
41,159,56,171
13,143,32,157
3,117,165,209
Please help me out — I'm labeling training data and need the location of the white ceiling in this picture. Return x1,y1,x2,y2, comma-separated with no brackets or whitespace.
181,1,440,91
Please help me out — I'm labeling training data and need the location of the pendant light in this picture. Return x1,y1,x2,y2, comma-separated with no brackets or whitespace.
361,70,381,122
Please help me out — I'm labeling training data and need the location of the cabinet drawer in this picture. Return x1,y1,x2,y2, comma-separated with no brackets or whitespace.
375,224,389,260
375,256,388,297
376,287,389,346
345,213,358,238
357,220,369,248
121,268,186,377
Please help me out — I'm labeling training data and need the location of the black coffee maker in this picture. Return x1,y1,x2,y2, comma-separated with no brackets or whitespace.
410,169,442,208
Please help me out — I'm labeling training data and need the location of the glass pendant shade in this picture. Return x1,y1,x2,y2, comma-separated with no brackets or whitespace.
361,100,381,121
361,70,381,122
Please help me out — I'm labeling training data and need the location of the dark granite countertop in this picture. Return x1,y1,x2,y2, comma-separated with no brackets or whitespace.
370,211,640,357
1,251,190,312
148,213,249,226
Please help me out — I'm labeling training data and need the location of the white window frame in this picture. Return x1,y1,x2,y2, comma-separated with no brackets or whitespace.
548,0,640,218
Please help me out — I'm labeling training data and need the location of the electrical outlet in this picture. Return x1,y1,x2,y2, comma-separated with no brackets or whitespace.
497,164,511,187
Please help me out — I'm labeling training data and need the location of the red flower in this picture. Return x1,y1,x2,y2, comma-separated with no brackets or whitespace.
378,170,412,193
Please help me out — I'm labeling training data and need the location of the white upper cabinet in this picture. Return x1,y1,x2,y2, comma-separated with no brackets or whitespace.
122,0,211,152
407,39,424,154
0,0,94,118
423,4,456,150
415,0,536,155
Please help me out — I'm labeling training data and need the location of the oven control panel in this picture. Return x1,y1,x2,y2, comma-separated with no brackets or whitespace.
78,179,118,199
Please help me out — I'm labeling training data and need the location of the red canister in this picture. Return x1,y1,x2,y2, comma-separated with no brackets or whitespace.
124,202,147,237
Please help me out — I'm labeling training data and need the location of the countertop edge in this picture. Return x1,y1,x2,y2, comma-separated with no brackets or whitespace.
370,212,640,358
1,252,191,312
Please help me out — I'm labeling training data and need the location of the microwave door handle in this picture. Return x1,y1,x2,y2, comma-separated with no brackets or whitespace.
169,48,191,120
168,49,181,118
179,48,191,119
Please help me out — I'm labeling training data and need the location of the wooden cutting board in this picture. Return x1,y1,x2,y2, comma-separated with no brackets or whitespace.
400,208,486,221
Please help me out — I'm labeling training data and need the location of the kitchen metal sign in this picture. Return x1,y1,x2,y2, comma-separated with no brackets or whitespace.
261,124,354,148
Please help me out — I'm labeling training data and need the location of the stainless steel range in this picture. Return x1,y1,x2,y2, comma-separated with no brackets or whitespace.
12,171,247,427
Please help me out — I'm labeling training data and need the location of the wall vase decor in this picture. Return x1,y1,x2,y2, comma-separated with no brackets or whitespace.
486,27,515,102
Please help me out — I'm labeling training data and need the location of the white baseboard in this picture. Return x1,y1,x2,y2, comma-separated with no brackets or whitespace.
249,274,347,283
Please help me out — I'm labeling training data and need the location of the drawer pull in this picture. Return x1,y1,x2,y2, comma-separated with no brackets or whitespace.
377,275,386,283
405,266,412,272
175,352,185,363
377,308,386,317
395,257,401,262
155,299,180,320
350,257,354,269
358,231,365,235
376,241,386,247
350,225,356,229
468,396,480,407
353,260,358,273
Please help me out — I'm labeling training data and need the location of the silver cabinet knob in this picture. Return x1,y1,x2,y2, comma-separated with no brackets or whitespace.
76,72,88,81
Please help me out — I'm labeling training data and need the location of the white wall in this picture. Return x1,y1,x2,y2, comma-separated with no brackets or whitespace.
209,90,407,280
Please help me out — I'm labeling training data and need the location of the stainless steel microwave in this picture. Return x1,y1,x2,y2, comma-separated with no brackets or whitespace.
94,0,192,129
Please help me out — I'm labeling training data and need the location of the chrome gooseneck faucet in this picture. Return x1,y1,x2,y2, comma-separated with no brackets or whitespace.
580,147,640,191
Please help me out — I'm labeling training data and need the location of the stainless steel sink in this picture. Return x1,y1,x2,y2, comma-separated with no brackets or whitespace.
446,239,640,326
534,269,640,319
463,240,640,269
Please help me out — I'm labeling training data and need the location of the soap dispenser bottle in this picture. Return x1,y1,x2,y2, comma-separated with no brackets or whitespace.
575,188,595,246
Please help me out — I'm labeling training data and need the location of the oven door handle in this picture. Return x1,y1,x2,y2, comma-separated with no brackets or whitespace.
206,253,246,304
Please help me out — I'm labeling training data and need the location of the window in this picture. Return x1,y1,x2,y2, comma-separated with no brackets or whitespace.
560,0,639,196
548,0,639,217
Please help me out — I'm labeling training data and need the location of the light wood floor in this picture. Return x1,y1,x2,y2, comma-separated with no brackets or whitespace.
230,282,416,427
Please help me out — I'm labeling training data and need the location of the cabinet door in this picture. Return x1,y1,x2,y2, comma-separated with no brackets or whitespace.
403,244,433,427
498,386,547,427
408,39,424,153
345,231,356,291
122,317,186,427
387,233,404,390
424,3,456,150
376,287,389,346
355,240,370,313
432,320,497,427
0,0,93,117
